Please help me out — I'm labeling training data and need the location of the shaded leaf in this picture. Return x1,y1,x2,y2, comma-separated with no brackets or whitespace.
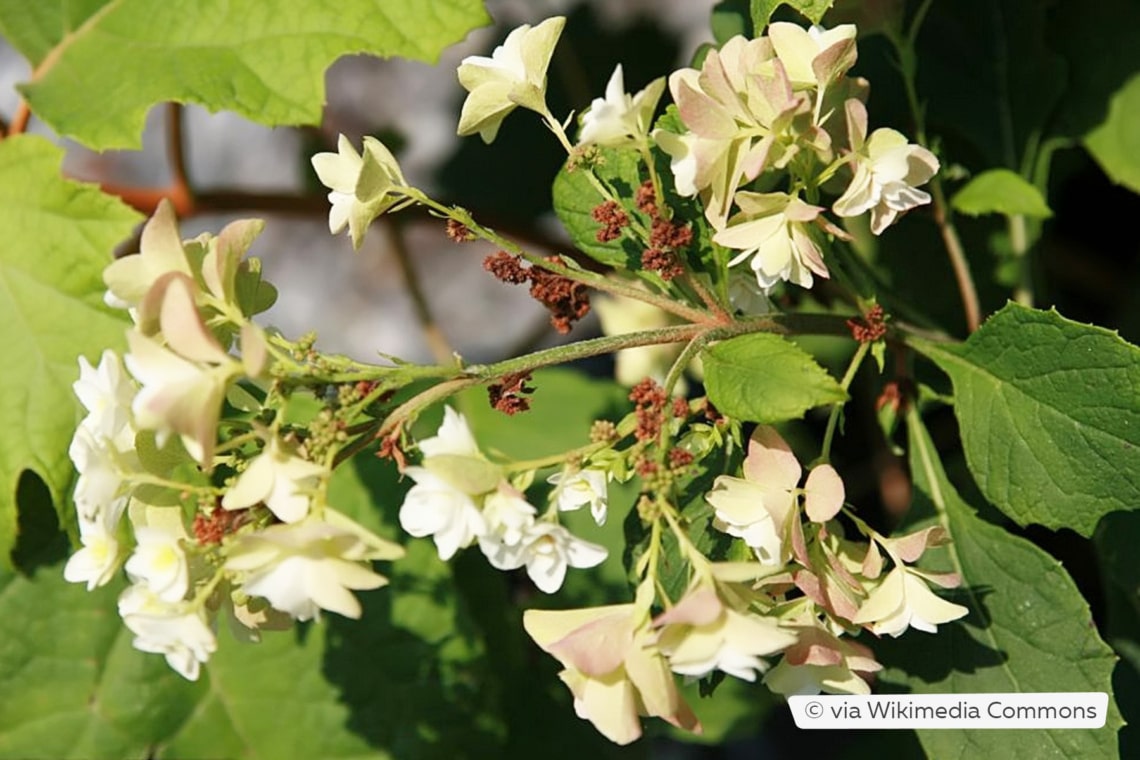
1084,74,1140,194
874,412,1122,759
703,333,846,423
0,135,140,568
0,453,504,759
911,303,1140,536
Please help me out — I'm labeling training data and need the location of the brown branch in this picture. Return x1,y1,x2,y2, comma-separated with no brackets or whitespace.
8,101,30,136
929,180,981,333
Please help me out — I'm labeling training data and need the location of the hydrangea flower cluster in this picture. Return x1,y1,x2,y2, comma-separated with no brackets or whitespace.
62,13,969,748
398,406,607,593
64,202,404,679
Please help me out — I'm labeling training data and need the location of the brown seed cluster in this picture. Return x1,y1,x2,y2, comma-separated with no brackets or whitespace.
592,200,630,243
642,187,694,281
192,506,242,546
488,370,536,415
630,378,668,443
636,180,658,216
446,219,475,242
483,252,591,334
847,304,888,343
668,448,694,470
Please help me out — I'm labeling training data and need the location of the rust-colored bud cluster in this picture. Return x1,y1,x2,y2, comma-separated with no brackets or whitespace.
488,370,536,415
592,200,630,243
630,378,668,443
446,219,475,242
192,505,242,546
847,304,888,343
483,252,591,334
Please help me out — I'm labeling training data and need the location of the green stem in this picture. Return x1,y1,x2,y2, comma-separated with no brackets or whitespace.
889,4,981,333
1008,213,1033,306
663,331,710,396
820,342,870,462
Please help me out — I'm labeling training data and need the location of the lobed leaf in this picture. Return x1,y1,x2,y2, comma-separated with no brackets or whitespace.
911,303,1140,537
702,333,846,423
0,136,141,567
874,413,1122,759
2,0,491,150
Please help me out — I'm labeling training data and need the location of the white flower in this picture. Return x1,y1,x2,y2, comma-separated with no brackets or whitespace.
118,585,217,681
852,566,968,637
706,427,801,565
124,526,190,604
222,437,326,523
74,350,136,444
456,16,565,143
224,519,396,621
418,406,483,459
548,468,609,525
480,483,537,549
832,99,939,235
713,191,829,291
654,586,796,682
63,510,125,590
311,135,408,249
399,468,488,561
68,425,135,521
485,522,607,594
398,407,498,560
577,64,666,148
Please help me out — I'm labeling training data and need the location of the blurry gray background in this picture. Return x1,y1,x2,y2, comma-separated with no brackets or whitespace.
0,0,717,366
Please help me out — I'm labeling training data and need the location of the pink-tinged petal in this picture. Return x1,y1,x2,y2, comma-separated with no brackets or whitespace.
862,539,884,579
524,605,634,651
672,73,738,140
790,506,810,565
159,275,230,364
804,464,845,522
204,217,263,301
653,586,722,627
844,98,868,152
888,525,949,563
543,611,633,676
743,426,802,490
811,36,858,86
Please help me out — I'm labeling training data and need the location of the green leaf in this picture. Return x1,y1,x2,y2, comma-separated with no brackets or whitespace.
711,0,751,45
3,0,490,150
0,455,504,759
552,148,646,270
702,333,846,423
951,169,1053,219
0,0,111,65
0,135,140,567
875,412,1122,759
911,303,1140,536
750,0,834,29
1085,74,1140,193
